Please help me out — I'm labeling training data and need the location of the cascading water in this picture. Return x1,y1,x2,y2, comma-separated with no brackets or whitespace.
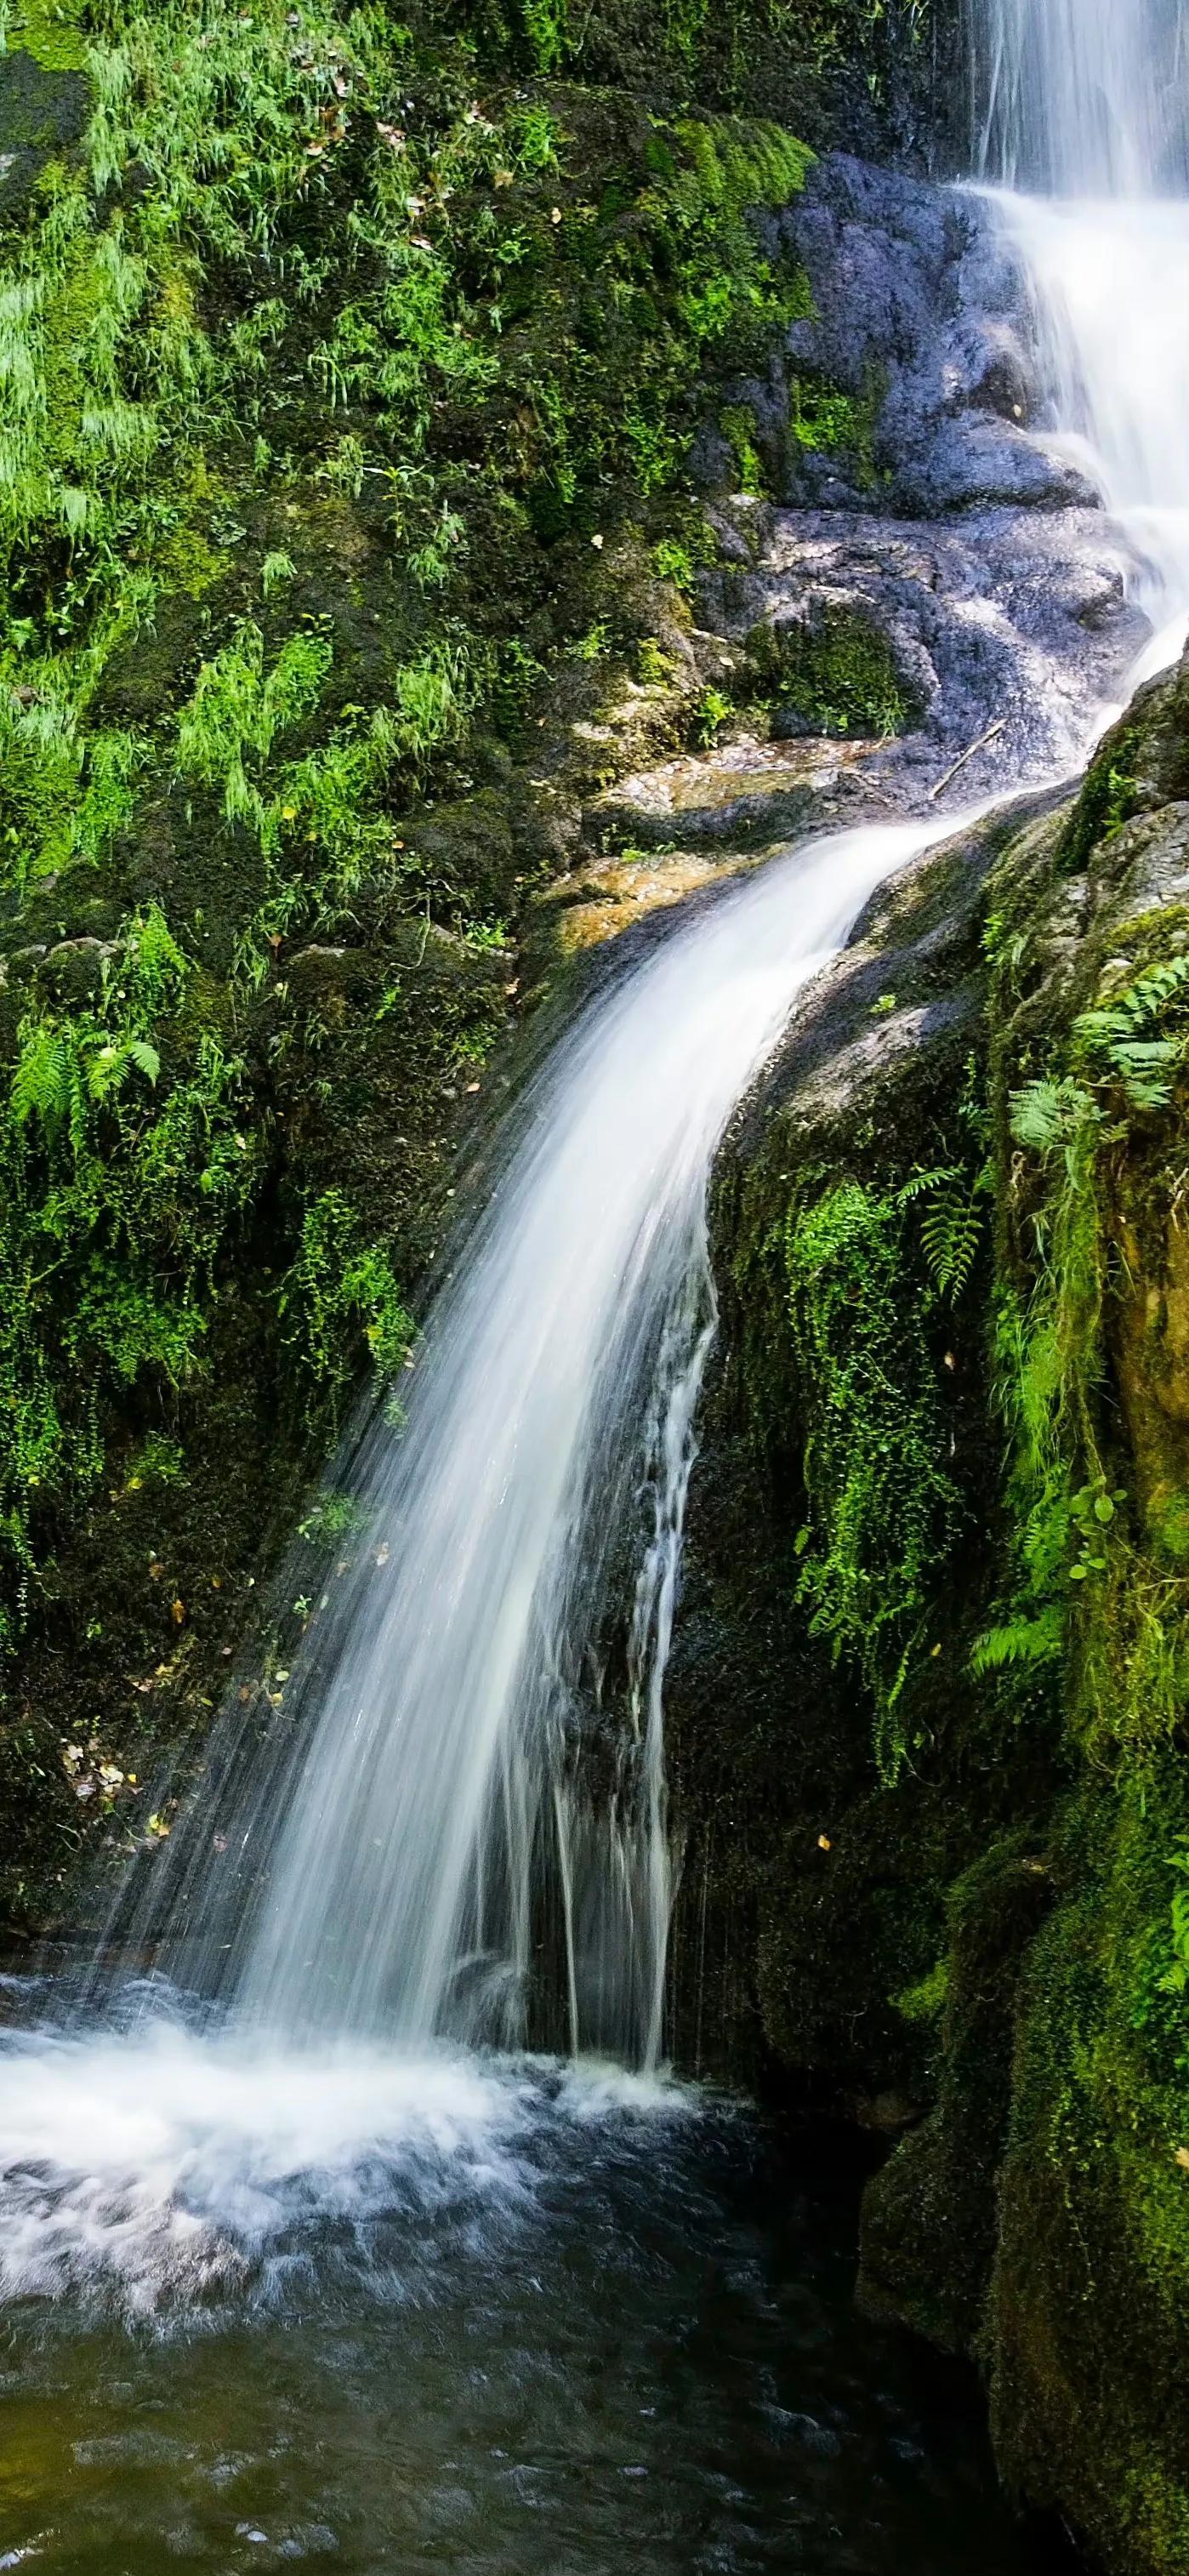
970,0,1189,674
142,816,946,2070
970,0,1188,195
0,0,1186,2449
117,0,1189,2075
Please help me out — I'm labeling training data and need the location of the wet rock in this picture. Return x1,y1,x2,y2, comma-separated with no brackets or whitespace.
699,501,1144,802
782,154,1065,519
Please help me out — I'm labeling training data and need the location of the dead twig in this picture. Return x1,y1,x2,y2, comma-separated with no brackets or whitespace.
928,715,1008,802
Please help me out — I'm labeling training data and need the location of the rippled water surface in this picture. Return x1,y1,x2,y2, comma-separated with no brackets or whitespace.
0,1986,1061,2576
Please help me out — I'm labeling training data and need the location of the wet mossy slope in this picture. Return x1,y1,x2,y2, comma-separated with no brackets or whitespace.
670,651,1189,2574
0,0,958,1918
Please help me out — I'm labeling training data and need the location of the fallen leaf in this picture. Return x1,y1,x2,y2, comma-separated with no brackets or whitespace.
817,1835,832,1852
1176,2147,1189,2171
171,1598,186,1625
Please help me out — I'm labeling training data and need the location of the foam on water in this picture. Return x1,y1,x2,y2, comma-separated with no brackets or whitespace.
0,1998,696,2317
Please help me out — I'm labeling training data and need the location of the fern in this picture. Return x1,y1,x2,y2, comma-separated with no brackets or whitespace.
896,1162,960,1205
970,1608,1065,1673
1010,1076,1095,1155
1072,950,1189,1109
896,1160,989,1301
921,1175,987,1300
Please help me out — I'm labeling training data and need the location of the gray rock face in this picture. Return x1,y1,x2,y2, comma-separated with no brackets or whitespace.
778,152,1095,520
687,154,1153,812
699,499,1145,804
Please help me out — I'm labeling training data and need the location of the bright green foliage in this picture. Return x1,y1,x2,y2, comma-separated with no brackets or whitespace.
1072,950,1189,1112
692,684,731,744
0,903,257,1640
789,373,881,483
522,0,568,72
281,1188,414,1422
784,1178,964,1782
0,0,850,1707
976,938,1189,1745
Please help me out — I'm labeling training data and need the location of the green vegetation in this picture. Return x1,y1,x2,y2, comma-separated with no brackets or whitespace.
748,603,917,737
789,369,881,484
783,1173,964,1781
0,901,257,1642
280,1187,413,1421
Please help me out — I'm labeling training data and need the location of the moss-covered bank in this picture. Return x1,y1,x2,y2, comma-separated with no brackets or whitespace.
669,650,1189,2573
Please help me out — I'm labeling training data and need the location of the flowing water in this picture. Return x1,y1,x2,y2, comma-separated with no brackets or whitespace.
163,816,942,2060
972,0,1189,674
0,1988,1060,2576
3,0,1189,2566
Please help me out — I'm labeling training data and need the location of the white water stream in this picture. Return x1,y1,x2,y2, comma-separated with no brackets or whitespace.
217,817,944,2064
2,0,1189,2311
973,0,1189,673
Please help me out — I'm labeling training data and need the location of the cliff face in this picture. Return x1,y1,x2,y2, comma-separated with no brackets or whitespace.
668,654,1189,2575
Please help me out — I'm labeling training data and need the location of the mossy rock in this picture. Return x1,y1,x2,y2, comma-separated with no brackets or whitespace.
857,1832,1057,2352
746,601,922,739
0,48,87,208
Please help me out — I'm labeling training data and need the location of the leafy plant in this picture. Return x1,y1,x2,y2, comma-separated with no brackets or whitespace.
280,1188,414,1428
784,1177,964,1781
693,684,731,745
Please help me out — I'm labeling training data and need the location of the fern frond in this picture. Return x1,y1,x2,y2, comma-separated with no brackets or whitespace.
970,1608,1065,1673
1010,1077,1093,1154
922,1191,982,1298
896,1163,961,1205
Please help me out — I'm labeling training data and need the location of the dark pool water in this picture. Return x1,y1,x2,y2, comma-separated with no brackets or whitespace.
0,1988,1067,2576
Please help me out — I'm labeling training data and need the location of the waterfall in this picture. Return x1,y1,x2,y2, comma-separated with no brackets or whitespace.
152,819,942,2067
970,0,1189,196
971,0,1189,672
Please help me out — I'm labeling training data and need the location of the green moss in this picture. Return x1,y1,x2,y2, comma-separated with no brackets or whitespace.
1059,722,1142,874
782,1175,964,1781
790,369,881,484
751,603,915,738
4,0,88,73
992,1775,1189,2573
894,1956,949,2022
719,402,766,496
